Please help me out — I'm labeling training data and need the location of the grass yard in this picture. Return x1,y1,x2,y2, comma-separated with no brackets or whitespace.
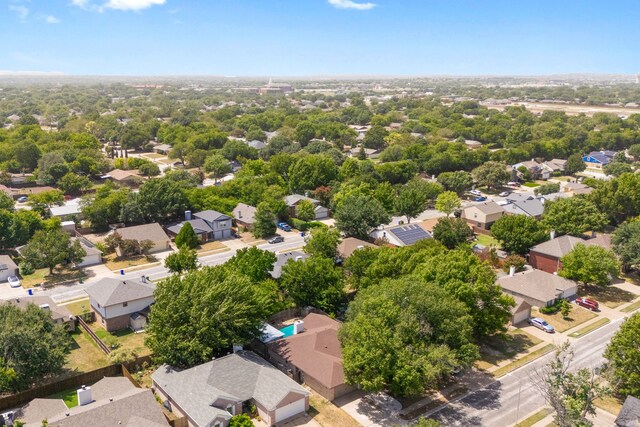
532,306,597,333
493,344,555,378
92,326,151,356
522,182,540,188
21,267,87,288
515,408,552,427
196,240,227,253
582,285,637,309
621,299,640,313
48,388,79,408
594,394,625,415
103,253,158,271
62,298,91,316
475,328,542,371
66,330,110,373
568,318,610,338
308,393,360,427
140,153,165,159
475,234,500,247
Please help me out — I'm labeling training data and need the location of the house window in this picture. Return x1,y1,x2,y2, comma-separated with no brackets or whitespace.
226,404,235,415
219,222,227,228
123,302,128,308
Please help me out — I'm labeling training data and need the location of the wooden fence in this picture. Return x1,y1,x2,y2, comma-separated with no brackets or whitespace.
0,355,153,411
77,316,111,354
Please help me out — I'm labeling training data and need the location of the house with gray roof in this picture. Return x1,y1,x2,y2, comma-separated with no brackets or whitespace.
284,195,329,220
113,223,172,255
6,295,75,330
16,377,169,427
270,250,307,279
461,201,505,230
85,277,155,332
497,268,578,308
503,198,545,219
529,234,612,273
0,255,18,283
152,351,309,427
232,203,257,229
166,210,233,242
615,395,640,427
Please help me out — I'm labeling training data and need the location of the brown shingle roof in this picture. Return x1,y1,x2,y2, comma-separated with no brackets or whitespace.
115,223,169,243
268,313,345,390
530,234,612,259
337,237,377,258
497,269,577,303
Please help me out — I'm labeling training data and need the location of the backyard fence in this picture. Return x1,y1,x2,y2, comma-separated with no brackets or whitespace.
77,316,111,354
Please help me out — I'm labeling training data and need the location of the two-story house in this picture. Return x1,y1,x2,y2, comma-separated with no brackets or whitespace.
85,277,155,332
461,201,505,230
166,210,233,242
284,195,329,220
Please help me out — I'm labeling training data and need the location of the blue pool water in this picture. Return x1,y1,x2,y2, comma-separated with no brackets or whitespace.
280,324,296,338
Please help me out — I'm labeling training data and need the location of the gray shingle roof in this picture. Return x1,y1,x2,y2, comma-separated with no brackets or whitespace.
116,223,170,243
530,234,612,258
166,218,212,235
193,210,231,222
284,194,319,207
616,395,640,427
497,269,577,303
0,255,18,272
7,296,73,323
232,203,257,224
270,251,307,279
504,199,544,217
470,201,504,215
85,277,155,307
152,351,309,427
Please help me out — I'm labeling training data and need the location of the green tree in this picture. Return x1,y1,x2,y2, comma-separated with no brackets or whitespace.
560,299,571,319
204,154,232,183
437,171,474,196
628,144,640,161
295,121,316,146
145,266,273,368
27,189,64,215
559,244,619,287
335,195,391,239
0,192,14,210
304,227,341,259
164,247,198,274
296,199,316,222
280,257,345,315
565,153,586,175
536,342,610,427
339,277,478,397
604,312,640,397
491,215,548,255
57,172,91,196
226,247,277,283
138,161,161,177
175,221,199,249
252,202,277,238
395,186,425,223
0,304,72,391
434,191,461,216
363,125,389,149
81,185,130,231
122,178,189,223
543,197,608,237
288,155,339,194
229,414,254,427
432,217,472,249
471,161,510,190
22,229,86,274
534,182,560,196
611,220,640,271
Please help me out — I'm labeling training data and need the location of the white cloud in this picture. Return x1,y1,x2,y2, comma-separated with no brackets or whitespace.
103,0,165,11
44,15,61,24
71,0,89,7
9,5,29,21
328,0,376,10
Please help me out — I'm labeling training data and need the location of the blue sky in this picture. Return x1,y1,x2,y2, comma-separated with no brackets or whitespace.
1,0,639,76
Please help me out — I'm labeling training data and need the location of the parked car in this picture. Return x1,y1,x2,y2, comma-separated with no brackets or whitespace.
17,196,28,203
498,191,510,197
7,276,21,288
269,236,284,244
575,297,599,311
528,317,555,333
469,189,482,196
508,181,521,187
474,196,488,202
277,222,292,232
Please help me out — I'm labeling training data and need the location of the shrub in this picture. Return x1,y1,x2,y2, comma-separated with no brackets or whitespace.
109,347,138,364
502,255,526,273
19,261,35,276
540,300,563,314
103,334,120,350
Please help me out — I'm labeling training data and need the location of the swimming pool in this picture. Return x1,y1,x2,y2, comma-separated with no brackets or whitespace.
280,324,296,338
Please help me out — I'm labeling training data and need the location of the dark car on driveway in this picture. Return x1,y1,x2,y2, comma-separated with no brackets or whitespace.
575,297,599,311
269,236,284,244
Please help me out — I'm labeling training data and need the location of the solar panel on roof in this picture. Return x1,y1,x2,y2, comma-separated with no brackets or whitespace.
389,224,432,245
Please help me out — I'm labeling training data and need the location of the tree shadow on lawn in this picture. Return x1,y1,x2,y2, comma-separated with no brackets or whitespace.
583,284,637,308
479,331,539,366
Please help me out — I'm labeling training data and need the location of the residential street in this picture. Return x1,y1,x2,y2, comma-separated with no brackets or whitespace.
428,318,625,426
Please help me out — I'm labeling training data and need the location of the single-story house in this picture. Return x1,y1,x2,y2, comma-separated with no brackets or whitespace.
166,210,233,242
49,199,83,221
503,199,545,219
583,150,616,169
539,192,570,204
349,146,380,159
461,201,505,230
510,296,532,325
464,140,482,150
85,277,155,332
246,140,267,150
73,237,103,268
513,160,550,180
114,223,172,255
504,193,535,203
542,158,567,174
102,169,144,187
0,185,57,200
153,143,172,154
337,237,377,259
284,195,329,220
6,296,75,331
372,223,433,247
153,351,310,427
0,255,19,283
615,395,640,427
270,251,307,279
232,203,257,229
529,234,612,274
268,313,355,401
561,181,594,196
16,377,169,427
497,269,578,308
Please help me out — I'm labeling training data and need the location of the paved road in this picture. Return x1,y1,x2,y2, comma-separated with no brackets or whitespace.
428,318,624,426
0,233,307,303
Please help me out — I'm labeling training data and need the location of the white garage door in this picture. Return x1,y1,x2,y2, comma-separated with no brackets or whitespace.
274,398,306,423
512,308,531,325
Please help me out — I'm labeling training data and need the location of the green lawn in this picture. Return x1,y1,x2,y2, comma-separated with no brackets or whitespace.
582,285,638,309
522,182,540,188
515,408,552,427
532,306,597,333
476,328,542,371
62,298,91,316
621,299,640,313
48,388,78,408
21,267,87,288
475,234,500,247
66,330,110,372
568,318,610,338
493,344,555,378
92,326,151,356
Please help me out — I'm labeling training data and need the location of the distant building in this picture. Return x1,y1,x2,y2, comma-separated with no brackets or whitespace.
259,79,293,95
583,150,616,169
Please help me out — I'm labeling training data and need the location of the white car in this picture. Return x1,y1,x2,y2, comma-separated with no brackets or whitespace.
469,189,482,196
498,191,510,197
7,276,21,288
